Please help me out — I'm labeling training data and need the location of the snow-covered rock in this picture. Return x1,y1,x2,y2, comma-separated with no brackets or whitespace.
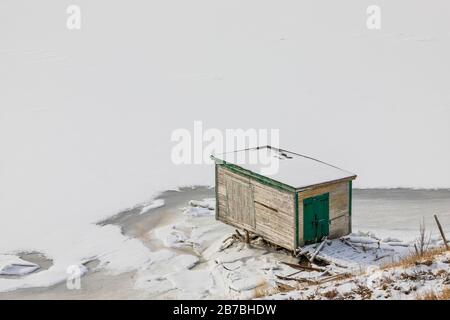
0,255,39,276
153,224,191,248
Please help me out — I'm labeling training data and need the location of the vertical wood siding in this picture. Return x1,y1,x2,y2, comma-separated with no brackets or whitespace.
217,165,296,250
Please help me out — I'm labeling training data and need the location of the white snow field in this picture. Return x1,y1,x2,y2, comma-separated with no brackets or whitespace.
1,1,450,295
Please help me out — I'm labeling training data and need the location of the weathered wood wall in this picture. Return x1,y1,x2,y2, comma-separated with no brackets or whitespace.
297,181,351,245
216,165,296,250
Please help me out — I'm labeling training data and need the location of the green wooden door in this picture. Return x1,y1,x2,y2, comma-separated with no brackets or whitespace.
303,193,329,243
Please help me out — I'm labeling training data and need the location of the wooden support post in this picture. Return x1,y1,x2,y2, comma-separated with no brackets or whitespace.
434,214,449,250
309,237,327,263
235,229,244,241
245,230,250,244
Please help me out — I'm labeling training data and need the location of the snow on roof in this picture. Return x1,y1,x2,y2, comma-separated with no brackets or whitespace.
213,146,356,190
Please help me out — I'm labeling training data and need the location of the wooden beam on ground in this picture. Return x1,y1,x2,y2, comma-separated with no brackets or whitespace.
281,262,325,272
309,237,328,262
245,230,250,244
275,274,318,284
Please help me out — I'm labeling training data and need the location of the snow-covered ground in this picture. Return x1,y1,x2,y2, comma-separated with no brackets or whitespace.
265,250,450,300
1,187,449,299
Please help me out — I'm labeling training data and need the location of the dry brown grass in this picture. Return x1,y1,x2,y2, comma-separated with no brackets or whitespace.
418,287,450,300
322,289,339,299
253,282,271,298
254,281,296,298
382,247,448,269
382,218,450,270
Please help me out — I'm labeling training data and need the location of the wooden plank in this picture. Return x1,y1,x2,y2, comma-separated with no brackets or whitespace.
252,182,294,212
220,166,250,184
254,205,293,230
254,202,294,249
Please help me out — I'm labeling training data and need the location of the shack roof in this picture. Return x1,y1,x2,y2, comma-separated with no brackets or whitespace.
212,146,356,190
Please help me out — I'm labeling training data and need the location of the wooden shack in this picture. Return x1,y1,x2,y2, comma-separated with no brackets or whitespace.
212,146,357,250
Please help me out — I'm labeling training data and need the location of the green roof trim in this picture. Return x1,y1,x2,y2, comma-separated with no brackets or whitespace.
349,180,352,216
294,192,299,248
211,156,296,193
215,163,219,220
348,180,353,234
